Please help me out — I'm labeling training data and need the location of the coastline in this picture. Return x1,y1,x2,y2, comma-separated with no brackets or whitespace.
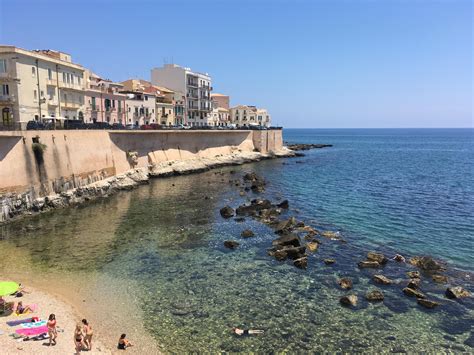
0,148,295,225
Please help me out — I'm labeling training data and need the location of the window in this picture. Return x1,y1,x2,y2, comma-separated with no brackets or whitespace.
48,68,52,80
33,89,37,100
63,72,66,82
144,95,148,101
1,84,9,96
0,59,7,73
32,67,36,76
71,75,74,85
40,90,44,98
77,76,81,85
67,73,71,84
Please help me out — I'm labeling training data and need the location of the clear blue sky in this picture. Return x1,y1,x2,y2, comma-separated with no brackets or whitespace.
0,0,472,128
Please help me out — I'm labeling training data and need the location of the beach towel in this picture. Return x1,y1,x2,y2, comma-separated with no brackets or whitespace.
7,318,33,326
20,320,46,328
16,325,48,336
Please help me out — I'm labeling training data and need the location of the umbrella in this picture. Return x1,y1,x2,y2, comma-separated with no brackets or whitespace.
0,281,19,297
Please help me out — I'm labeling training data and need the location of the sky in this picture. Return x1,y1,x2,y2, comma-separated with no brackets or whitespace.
0,0,472,128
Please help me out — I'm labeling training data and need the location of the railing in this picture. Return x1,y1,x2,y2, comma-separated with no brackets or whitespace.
0,95,15,102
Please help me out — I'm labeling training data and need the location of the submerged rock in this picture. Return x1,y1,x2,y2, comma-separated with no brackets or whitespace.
393,254,406,262
306,241,319,252
272,234,301,248
274,217,297,234
321,231,340,239
338,278,353,290
324,259,336,265
224,240,239,249
340,294,358,307
367,252,388,265
366,290,384,302
417,298,440,309
445,286,471,299
281,246,306,260
373,275,393,285
294,256,308,269
220,206,235,218
241,229,255,238
432,274,448,283
236,199,272,216
277,200,289,209
407,278,421,289
403,287,425,299
273,250,288,261
407,271,421,279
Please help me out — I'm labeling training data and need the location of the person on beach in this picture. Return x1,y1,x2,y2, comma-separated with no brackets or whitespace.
74,323,85,353
12,283,31,297
117,333,133,350
82,319,93,350
15,301,33,315
232,327,264,336
47,314,57,346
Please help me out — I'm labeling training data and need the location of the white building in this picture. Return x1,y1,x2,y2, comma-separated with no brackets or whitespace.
230,105,271,128
0,46,86,128
120,79,157,126
151,64,212,126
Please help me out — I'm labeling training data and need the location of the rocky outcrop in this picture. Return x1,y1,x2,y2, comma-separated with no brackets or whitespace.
373,275,393,285
367,252,388,265
286,143,333,151
340,294,358,307
417,299,439,309
338,278,353,290
358,261,381,268
409,256,445,272
236,199,272,216
294,257,308,269
445,286,471,299
272,234,301,248
403,287,425,298
366,290,384,301
220,206,235,218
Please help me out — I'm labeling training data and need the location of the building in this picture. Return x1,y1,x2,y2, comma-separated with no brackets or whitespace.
151,64,212,127
211,93,229,110
84,71,127,124
154,86,175,126
120,79,156,126
0,46,86,128
211,107,230,127
230,105,271,128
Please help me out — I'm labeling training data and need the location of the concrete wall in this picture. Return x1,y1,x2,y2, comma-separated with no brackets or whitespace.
0,129,283,198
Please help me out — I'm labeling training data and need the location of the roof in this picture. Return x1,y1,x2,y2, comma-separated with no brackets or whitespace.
211,93,228,97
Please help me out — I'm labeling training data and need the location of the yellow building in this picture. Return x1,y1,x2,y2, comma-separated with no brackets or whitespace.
0,46,86,129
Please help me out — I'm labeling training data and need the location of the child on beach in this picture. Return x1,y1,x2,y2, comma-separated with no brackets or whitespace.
117,333,133,350
47,314,57,346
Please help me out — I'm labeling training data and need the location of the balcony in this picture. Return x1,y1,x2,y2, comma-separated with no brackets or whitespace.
0,95,16,103
187,81,198,88
60,81,84,92
62,101,82,109
47,98,58,106
105,107,116,112
0,72,19,81
46,78,57,86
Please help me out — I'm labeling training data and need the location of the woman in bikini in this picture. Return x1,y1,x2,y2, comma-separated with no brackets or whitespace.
74,323,85,354
15,301,33,315
47,314,57,346
117,333,133,350
82,319,93,350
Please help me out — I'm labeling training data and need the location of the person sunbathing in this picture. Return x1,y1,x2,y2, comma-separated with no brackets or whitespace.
232,327,265,336
16,301,33,315
117,334,133,350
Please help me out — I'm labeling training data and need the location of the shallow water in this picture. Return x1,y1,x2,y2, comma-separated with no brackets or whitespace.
0,128,473,352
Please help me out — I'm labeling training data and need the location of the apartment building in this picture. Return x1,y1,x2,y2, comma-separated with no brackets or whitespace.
151,64,212,126
120,79,156,126
211,107,230,126
84,71,127,124
154,86,175,126
0,46,86,128
230,105,271,128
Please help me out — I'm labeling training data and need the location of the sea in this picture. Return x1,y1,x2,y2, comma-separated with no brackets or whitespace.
0,128,472,352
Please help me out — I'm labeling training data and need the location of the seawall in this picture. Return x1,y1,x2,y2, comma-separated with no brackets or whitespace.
0,129,289,222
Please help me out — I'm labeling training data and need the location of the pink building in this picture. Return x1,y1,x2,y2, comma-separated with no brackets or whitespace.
84,72,127,124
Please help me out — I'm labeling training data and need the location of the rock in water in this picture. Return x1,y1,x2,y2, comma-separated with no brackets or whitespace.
366,290,384,301
432,274,448,283
273,250,288,261
358,261,381,268
272,234,301,248
407,278,421,289
403,287,426,298
338,278,353,290
445,286,471,299
373,275,393,285
294,257,308,269
324,259,336,265
281,246,307,260
274,217,297,234
277,200,289,209
306,241,319,252
367,252,388,265
241,229,255,238
224,240,239,249
220,206,235,218
417,299,440,309
409,256,445,271
407,271,421,279
340,294,358,307
393,254,406,262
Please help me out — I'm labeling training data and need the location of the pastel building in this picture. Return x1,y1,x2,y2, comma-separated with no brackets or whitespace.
230,105,271,128
0,46,86,128
120,79,156,126
151,64,212,126
84,71,127,124
154,86,175,126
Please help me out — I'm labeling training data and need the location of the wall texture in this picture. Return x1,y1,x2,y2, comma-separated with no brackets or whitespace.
0,129,283,199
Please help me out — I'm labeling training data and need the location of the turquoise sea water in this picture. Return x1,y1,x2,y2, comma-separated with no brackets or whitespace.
0,128,473,352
